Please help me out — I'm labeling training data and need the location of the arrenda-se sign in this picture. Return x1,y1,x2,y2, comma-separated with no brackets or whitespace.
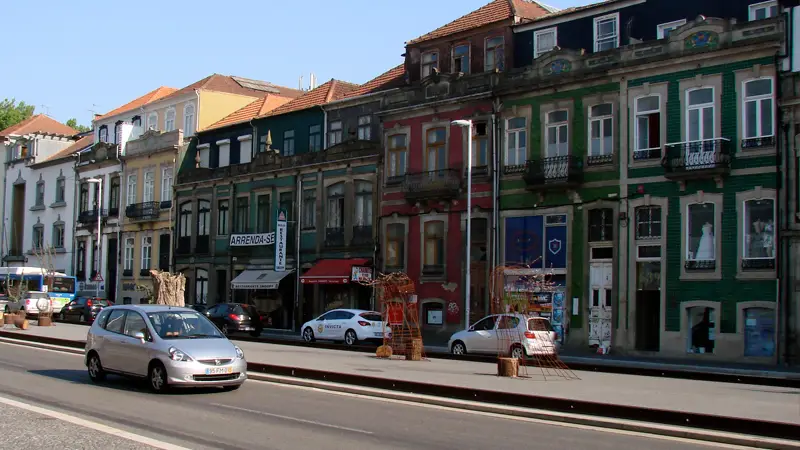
229,233,276,247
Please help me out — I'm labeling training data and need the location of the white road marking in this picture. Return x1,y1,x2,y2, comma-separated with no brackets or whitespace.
210,402,374,435
0,395,192,450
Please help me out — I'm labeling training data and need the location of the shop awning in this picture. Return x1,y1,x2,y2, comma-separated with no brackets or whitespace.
300,258,370,285
231,269,293,290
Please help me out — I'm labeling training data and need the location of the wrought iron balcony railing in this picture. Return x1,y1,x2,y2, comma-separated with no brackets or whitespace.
402,169,461,202
662,138,731,179
351,225,373,246
325,227,345,248
126,201,161,220
78,209,108,224
523,155,584,189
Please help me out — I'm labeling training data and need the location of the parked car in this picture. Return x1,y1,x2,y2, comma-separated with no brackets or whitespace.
447,314,560,359
300,309,391,346
58,297,111,324
203,303,264,337
4,292,57,317
84,304,247,393
190,304,207,314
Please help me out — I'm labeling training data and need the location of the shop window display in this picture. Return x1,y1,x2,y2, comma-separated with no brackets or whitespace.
743,199,775,260
744,307,775,357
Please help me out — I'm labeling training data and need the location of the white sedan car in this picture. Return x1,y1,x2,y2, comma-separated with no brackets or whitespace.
301,309,391,346
448,314,560,359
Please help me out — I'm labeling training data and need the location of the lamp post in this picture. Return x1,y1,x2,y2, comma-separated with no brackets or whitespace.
86,177,102,299
451,119,472,330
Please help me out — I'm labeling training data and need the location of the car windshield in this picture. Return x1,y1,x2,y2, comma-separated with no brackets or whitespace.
360,312,382,321
147,310,223,340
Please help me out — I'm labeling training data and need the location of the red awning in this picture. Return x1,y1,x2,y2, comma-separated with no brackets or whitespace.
300,258,370,285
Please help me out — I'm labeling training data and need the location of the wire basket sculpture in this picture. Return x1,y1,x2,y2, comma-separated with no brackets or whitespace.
489,262,579,381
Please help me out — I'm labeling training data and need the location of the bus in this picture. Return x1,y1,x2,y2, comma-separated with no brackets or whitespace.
0,267,78,314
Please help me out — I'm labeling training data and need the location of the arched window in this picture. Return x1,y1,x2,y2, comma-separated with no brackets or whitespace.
165,108,176,132
178,202,192,254
147,112,158,131
183,104,196,136
195,269,208,305
196,200,211,253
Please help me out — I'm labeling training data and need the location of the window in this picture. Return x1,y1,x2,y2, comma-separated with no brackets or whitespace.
657,19,686,38
687,88,715,141
534,28,557,58
218,141,230,167
594,13,619,52
686,203,715,267
196,269,208,305
99,127,108,143
257,194,270,233
123,312,147,338
635,206,662,239
634,95,661,159
141,236,152,271
124,237,134,272
472,315,496,331
357,115,371,140
55,178,65,203
110,177,120,212
326,183,345,229
235,197,249,233
505,117,527,166
113,123,120,144
749,0,778,20
425,128,446,171
387,134,407,179
217,200,229,235
423,220,445,272
105,310,126,334
53,223,65,248
452,44,470,73
421,51,438,78
588,208,613,242
687,306,715,354
143,171,154,203
161,168,172,202
197,200,211,253
354,181,372,227
165,108,175,132
283,130,295,156
126,174,137,206
239,137,253,164
744,308,775,357
485,36,504,72
32,225,43,249
279,191,293,228
183,104,195,136
147,112,158,131
743,78,774,144
588,103,613,159
386,223,405,270
470,218,488,262
329,121,342,146
743,199,775,261
76,241,86,278
178,202,192,254
79,183,89,213
35,181,45,206
302,189,316,229
472,122,488,168
546,110,569,157
309,124,322,152
197,145,210,168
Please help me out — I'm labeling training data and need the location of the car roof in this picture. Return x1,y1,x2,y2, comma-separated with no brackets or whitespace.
105,304,194,313
329,308,378,314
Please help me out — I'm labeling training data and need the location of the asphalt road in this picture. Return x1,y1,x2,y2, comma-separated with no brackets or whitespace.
0,342,728,450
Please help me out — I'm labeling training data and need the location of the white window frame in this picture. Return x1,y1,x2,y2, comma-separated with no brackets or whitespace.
161,167,173,202
686,87,716,142
143,170,155,203
636,244,662,262
657,19,686,39
742,77,775,140
329,120,343,146
452,44,470,74
485,36,505,72
593,12,620,52
504,117,527,166
685,202,716,263
633,94,661,157
545,110,569,157
99,127,108,143
140,236,152,271
421,51,439,78
238,135,253,164
147,112,158,131
749,0,778,21
197,143,210,168
534,27,558,58
217,139,231,168
124,237,134,271
742,198,776,262
588,103,614,157
183,104,196,136
126,174,137,206
357,115,371,140
386,133,408,178
164,107,176,132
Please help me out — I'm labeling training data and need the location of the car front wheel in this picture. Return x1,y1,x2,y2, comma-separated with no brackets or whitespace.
87,353,106,382
149,362,169,393
344,329,358,346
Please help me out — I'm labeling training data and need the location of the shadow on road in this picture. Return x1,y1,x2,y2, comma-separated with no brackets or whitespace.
28,369,230,395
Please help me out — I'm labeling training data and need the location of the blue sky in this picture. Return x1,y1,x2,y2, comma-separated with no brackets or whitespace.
2,0,588,127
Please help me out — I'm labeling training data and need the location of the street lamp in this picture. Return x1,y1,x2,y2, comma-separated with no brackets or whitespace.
451,119,472,330
86,177,102,299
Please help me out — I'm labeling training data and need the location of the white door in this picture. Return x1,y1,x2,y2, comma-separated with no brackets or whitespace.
588,262,613,347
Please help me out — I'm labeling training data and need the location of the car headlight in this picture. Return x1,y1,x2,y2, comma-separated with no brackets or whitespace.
168,347,192,362
234,346,244,360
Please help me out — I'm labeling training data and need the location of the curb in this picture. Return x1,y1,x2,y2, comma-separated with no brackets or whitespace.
247,372,800,450
1,329,797,444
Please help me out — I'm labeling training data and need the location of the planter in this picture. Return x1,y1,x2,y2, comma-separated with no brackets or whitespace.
497,357,519,377
38,316,52,327
14,317,28,330
3,314,13,325
376,345,393,359
405,338,423,361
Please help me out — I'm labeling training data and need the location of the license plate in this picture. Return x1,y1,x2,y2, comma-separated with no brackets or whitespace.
205,367,233,375
373,332,383,337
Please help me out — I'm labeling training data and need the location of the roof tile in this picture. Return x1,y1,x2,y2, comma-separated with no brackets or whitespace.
94,86,178,121
0,114,77,138
261,79,360,118
163,74,305,102
344,64,406,99
205,94,295,131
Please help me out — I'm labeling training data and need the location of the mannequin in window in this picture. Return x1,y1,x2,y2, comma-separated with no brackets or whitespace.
694,221,714,260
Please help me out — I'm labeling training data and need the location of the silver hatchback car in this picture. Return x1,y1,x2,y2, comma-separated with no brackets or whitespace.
85,304,247,392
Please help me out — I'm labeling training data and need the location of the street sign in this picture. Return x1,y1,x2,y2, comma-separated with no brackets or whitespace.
274,208,288,272
93,274,104,282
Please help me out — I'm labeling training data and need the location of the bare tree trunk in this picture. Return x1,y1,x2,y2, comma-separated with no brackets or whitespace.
149,270,185,307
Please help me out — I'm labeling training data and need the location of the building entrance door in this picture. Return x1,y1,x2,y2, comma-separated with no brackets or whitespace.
588,261,612,349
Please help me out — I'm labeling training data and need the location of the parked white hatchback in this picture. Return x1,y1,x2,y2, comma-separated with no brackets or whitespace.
85,304,247,393
301,309,391,346
448,314,560,359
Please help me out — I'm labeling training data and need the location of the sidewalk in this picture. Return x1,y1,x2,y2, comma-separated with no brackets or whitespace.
2,322,799,425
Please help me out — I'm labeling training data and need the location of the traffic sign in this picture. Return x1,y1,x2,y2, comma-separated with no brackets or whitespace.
93,274,104,282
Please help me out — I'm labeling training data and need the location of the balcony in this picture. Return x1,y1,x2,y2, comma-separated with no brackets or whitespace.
78,209,108,225
125,202,161,221
523,155,583,190
402,169,461,203
325,227,345,248
662,138,731,182
352,225,373,247
422,264,445,277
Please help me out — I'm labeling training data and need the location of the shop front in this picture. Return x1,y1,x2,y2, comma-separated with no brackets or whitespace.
230,268,294,330
300,259,374,317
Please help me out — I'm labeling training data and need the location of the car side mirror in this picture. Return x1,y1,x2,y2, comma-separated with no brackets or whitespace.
133,331,146,343
467,327,475,332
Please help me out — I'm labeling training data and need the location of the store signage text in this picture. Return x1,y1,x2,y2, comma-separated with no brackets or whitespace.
229,233,275,247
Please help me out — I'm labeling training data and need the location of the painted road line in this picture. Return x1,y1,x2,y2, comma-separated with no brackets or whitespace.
0,395,193,450
210,403,374,435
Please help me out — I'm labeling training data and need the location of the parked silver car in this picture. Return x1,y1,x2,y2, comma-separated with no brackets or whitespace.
84,304,247,392
448,314,560,359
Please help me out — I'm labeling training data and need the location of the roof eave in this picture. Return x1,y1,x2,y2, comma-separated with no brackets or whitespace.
321,87,402,110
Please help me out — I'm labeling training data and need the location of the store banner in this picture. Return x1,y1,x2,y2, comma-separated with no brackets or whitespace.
545,222,567,269
504,216,544,268
274,208,288,272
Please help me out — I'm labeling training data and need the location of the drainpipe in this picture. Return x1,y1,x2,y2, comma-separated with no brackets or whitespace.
322,107,328,151
491,100,502,275
294,175,302,331
1,141,9,267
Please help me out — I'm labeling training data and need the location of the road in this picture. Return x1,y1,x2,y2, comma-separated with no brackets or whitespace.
0,342,730,450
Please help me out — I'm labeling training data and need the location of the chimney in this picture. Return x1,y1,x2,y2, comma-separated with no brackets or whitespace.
299,75,304,91
310,72,317,90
